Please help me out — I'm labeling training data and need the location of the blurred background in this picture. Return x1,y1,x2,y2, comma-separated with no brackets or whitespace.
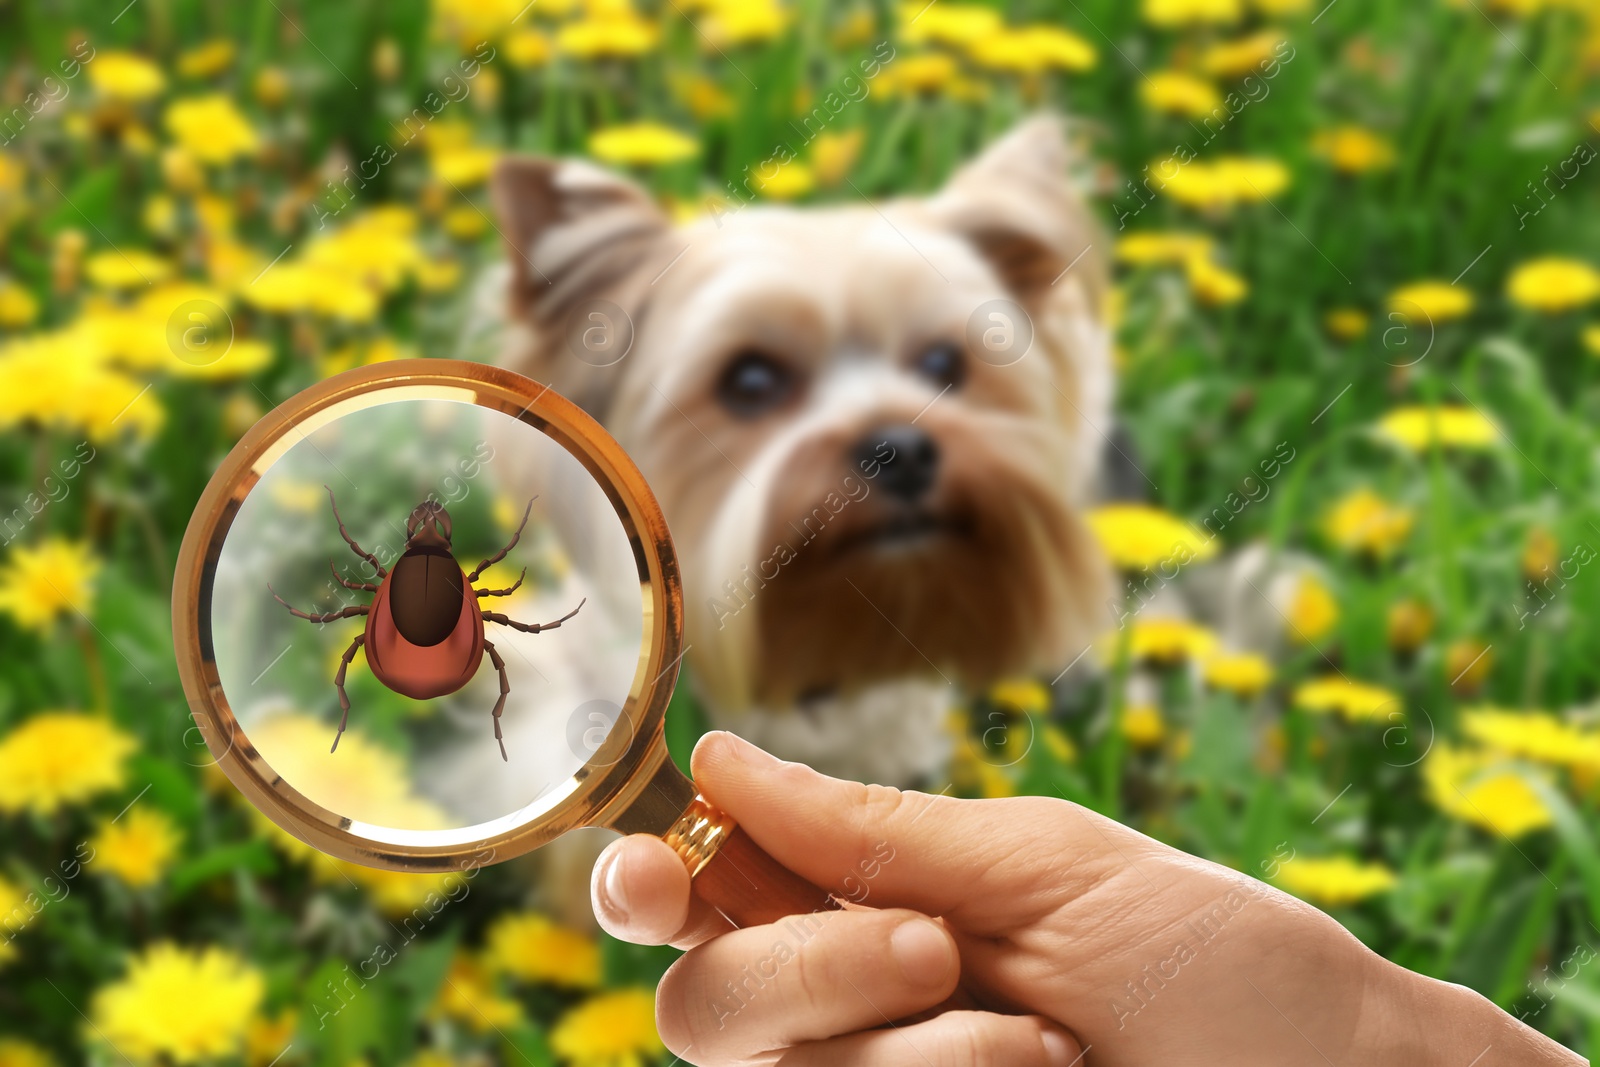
3,0,1600,1063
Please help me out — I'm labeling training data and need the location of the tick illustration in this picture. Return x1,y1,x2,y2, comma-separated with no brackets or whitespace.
268,488,583,760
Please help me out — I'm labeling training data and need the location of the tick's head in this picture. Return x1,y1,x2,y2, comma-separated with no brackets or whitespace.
405,500,453,551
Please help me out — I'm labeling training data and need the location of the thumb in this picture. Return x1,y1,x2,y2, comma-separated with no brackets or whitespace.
690,731,1116,925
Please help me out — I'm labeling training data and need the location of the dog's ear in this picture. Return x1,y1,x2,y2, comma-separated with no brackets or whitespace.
925,114,1113,500
490,156,673,326
924,113,1107,313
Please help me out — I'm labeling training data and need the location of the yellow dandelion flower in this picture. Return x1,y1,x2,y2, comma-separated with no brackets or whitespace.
1141,71,1223,118
0,1040,54,1067
1143,0,1243,29
1017,25,1098,70
810,129,863,187
1385,598,1434,656
0,330,163,440
443,205,489,241
91,943,263,1064
988,678,1050,715
91,807,183,888
253,66,290,108
556,15,661,58
164,95,259,165
1201,651,1273,698
431,955,523,1032
85,249,171,289
1522,526,1559,583
967,25,1096,74
89,52,167,102
0,283,39,328
1087,503,1219,571
0,712,135,816
588,122,698,167
245,262,380,321
756,159,815,199
948,732,1019,797
244,1010,297,1067
1311,126,1396,174
1583,323,1600,356
1445,639,1494,697
1253,0,1311,11
1376,404,1498,451
1424,745,1553,838
1506,256,1600,314
415,259,463,293
1323,307,1368,341
1185,255,1248,305
699,0,790,46
1323,487,1414,558
1286,575,1338,643
1387,280,1472,323
167,338,274,382
1117,231,1215,266
1462,707,1600,772
431,145,500,187
177,40,237,80
1200,29,1288,78
1042,725,1078,763
0,537,101,632
1274,856,1397,907
1124,617,1220,665
485,913,603,987
1293,675,1398,722
880,52,961,95
899,2,1003,46
1121,704,1167,748
550,988,664,1067
506,28,553,67
1157,156,1290,210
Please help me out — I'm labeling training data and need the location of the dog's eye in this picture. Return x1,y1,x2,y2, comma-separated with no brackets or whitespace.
913,342,966,390
716,351,796,418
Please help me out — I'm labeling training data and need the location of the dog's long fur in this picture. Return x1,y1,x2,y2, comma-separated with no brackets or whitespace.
486,115,1114,786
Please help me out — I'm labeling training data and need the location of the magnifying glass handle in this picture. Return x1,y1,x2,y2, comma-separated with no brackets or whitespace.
665,796,843,927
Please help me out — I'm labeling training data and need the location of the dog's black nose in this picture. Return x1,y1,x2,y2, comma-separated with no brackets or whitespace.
858,425,940,501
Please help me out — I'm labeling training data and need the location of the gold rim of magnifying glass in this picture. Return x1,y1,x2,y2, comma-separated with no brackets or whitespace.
172,360,690,873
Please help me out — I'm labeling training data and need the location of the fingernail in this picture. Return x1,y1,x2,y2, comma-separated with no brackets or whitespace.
1040,1028,1076,1067
890,918,953,988
596,849,629,920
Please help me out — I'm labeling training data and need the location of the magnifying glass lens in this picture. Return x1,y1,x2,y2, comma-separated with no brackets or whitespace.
208,396,642,835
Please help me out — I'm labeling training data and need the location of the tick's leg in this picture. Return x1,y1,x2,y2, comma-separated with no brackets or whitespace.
483,598,585,635
473,566,526,599
332,633,366,753
326,486,386,579
330,560,379,592
268,584,370,624
466,497,535,583
485,640,509,762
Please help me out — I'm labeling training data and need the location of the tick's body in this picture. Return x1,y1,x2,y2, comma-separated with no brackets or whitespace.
269,491,583,760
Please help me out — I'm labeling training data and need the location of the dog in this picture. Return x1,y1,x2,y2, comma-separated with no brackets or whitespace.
474,114,1116,790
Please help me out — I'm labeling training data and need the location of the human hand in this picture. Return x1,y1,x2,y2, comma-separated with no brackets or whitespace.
592,732,1584,1066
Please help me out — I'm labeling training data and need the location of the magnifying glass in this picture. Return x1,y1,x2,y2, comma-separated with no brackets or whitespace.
173,359,837,928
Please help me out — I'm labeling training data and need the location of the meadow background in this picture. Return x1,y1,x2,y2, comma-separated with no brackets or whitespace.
3,0,1600,1062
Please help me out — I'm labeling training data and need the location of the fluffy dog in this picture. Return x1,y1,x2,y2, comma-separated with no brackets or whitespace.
484,115,1113,787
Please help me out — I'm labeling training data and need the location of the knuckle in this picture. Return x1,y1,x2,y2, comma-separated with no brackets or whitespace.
854,782,910,843
653,956,703,1055
786,923,833,1014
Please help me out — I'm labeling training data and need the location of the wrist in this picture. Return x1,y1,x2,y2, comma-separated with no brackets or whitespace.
1353,952,1586,1066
